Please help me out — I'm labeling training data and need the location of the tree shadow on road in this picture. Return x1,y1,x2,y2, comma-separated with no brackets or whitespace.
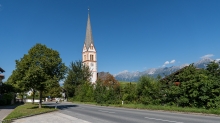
57,104,78,110
43,102,79,110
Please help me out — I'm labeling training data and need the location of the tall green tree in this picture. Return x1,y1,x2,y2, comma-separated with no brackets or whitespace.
75,81,94,102
137,76,161,105
44,81,62,98
9,43,67,108
206,61,220,77
7,70,27,102
95,73,121,104
63,60,91,98
162,63,220,108
122,82,137,103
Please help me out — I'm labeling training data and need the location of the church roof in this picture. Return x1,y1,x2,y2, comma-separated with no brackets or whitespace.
84,12,94,50
0,67,5,73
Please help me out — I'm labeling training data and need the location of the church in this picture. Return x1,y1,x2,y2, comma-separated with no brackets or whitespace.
82,11,97,83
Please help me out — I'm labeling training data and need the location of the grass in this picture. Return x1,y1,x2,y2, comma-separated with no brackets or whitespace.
119,81,137,84
3,103,58,121
115,104,220,115
119,81,137,87
72,101,220,115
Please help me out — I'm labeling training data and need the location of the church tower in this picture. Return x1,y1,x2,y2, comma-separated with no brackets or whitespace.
82,11,97,83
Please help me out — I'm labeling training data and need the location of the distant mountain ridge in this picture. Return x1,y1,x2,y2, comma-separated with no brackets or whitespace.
115,58,217,82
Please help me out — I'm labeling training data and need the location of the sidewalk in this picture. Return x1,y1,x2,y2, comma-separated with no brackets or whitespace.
12,111,90,123
0,104,20,122
1,102,90,123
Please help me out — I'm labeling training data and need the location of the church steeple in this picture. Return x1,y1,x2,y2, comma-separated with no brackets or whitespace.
84,11,94,50
82,10,97,83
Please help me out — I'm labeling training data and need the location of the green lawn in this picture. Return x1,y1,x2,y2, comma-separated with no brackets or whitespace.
119,81,137,87
119,81,137,83
4,103,57,121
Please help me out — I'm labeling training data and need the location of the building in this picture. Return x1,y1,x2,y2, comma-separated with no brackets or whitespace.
82,11,97,83
0,67,5,97
0,67,5,86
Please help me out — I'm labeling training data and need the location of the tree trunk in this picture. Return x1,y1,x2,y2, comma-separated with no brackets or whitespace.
32,90,35,104
21,93,24,103
39,90,42,108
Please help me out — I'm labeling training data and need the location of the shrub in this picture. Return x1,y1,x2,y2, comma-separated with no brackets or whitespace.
0,93,14,105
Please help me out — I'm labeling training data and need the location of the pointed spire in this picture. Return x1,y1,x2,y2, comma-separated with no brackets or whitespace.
84,10,94,50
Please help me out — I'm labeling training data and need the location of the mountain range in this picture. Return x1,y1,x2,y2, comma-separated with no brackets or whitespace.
114,58,218,82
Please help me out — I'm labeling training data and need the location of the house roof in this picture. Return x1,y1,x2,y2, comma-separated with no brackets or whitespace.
0,67,5,73
98,72,110,80
84,12,94,50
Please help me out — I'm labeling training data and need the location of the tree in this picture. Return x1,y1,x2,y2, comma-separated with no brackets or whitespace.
63,60,91,98
7,70,28,102
99,73,120,89
136,75,161,105
9,43,67,108
164,63,220,108
95,73,120,104
75,81,94,102
122,82,137,103
94,79,106,104
44,81,62,98
206,61,220,77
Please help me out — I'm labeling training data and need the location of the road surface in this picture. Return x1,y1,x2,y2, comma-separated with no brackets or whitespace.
46,102,220,123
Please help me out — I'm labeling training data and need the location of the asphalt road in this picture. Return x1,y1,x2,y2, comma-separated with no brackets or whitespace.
45,102,220,123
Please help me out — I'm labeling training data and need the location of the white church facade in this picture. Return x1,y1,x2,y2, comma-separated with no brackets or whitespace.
82,12,97,83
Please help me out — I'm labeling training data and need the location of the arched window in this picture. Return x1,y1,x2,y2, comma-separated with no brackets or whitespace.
90,55,94,61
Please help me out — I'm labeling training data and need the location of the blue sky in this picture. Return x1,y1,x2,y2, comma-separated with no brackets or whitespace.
0,0,220,81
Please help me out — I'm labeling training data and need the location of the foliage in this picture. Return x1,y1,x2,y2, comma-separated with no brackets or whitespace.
7,70,27,96
94,79,107,104
7,43,67,108
74,82,94,102
0,82,15,106
0,82,15,94
122,82,137,103
136,76,161,105
69,72,122,104
43,81,62,98
94,73,121,104
63,60,91,98
67,61,220,111
0,93,14,105
100,73,120,89
161,63,220,109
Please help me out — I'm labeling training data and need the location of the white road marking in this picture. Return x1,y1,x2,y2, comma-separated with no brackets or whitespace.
98,110,115,114
145,117,183,123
